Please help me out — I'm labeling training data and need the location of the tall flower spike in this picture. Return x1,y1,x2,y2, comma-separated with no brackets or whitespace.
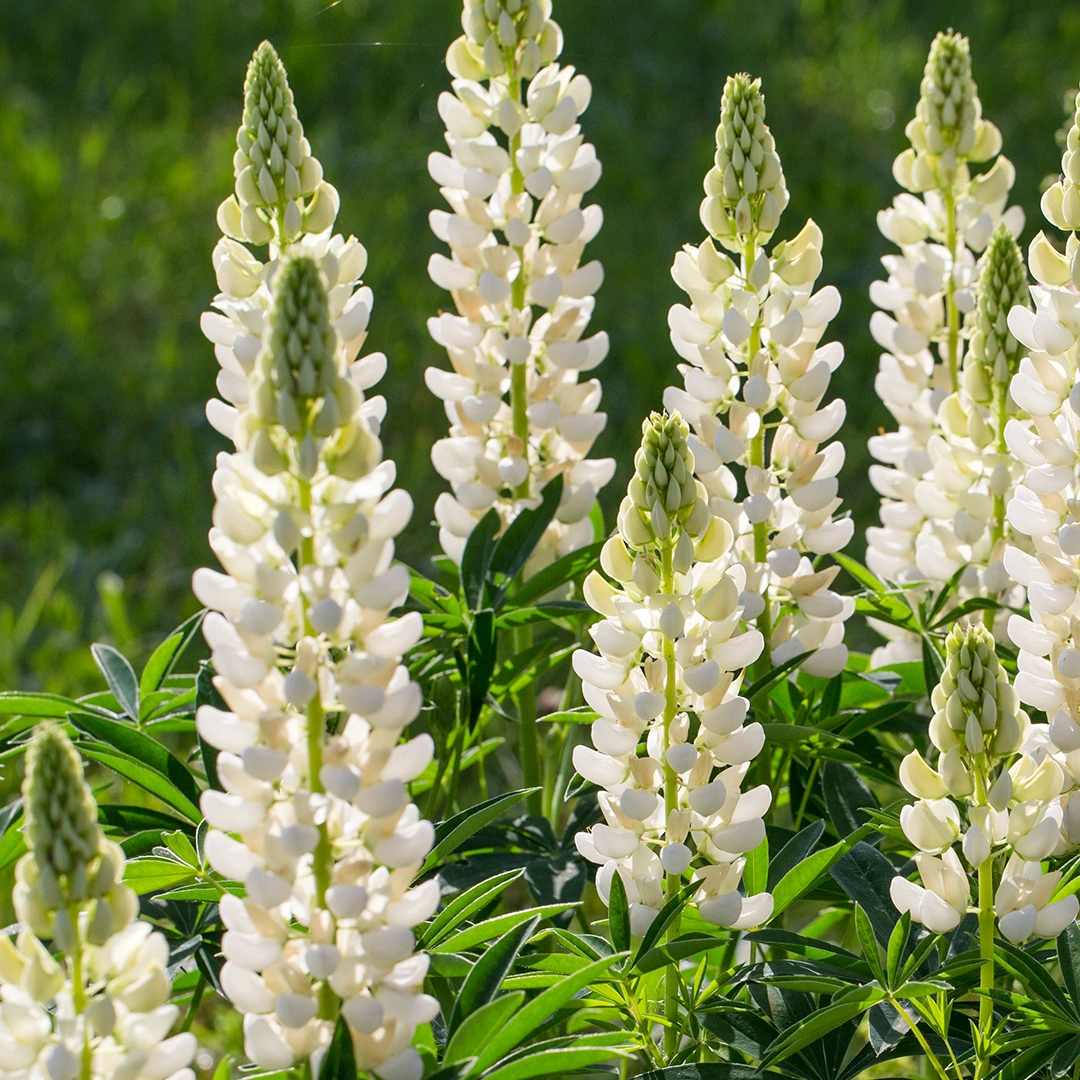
891,625,1078,944
664,73,853,679
0,726,197,1080
1006,78,1080,824
425,0,615,573
572,411,772,935
195,51,437,1080
866,32,1026,666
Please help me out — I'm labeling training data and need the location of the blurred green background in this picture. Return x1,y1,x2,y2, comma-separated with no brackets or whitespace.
1,0,1077,692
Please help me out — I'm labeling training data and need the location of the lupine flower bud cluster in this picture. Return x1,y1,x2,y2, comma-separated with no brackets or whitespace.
0,726,197,1080
217,41,338,247
664,74,853,678
572,412,772,935
866,32,1026,665
1006,84,1080,855
425,0,615,573
201,43,375,457
194,48,437,1080
891,625,1079,943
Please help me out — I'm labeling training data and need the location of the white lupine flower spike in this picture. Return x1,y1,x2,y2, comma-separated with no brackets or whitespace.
573,411,772,939
1007,80,1080,864
866,32,1027,665
663,73,853,678
195,46,436,1080
891,624,1078,949
0,725,198,1080
426,0,615,574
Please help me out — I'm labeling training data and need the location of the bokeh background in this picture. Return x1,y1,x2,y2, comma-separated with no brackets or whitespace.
2,0,1078,693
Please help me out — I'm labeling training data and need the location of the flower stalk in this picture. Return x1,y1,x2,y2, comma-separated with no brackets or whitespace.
866,31,1027,664
573,412,773,1018
195,44,438,1080
665,73,853,681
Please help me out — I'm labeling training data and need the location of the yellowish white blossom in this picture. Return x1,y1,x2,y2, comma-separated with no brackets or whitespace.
573,412,772,934
426,0,614,573
664,73,853,677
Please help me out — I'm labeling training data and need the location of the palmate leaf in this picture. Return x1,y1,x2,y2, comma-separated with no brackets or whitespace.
743,834,768,897
467,608,497,725
637,1067,790,1080
634,933,726,974
760,986,885,1068
419,788,538,877
822,762,876,837
430,904,575,954
447,915,540,1034
1059,923,1080,1017
0,692,82,720
829,842,899,946
420,869,524,948
444,992,526,1065
70,711,203,821
476,1034,631,1080
465,953,626,1074
508,541,604,609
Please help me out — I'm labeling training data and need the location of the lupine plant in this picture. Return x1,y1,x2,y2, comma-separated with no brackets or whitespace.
9,11,1080,1080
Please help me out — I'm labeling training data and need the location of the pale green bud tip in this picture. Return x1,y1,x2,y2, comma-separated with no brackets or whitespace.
700,73,787,248
23,725,101,888
917,31,978,153
232,40,324,222
626,411,708,542
936,623,1023,756
967,223,1027,390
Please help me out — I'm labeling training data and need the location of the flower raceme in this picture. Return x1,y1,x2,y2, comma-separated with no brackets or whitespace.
425,0,615,574
663,73,854,679
572,412,773,935
890,624,1078,943
1006,84,1080,769
866,32,1027,664
193,48,437,1080
0,726,197,1080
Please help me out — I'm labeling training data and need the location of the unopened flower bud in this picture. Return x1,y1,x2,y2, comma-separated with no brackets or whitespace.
23,725,102,912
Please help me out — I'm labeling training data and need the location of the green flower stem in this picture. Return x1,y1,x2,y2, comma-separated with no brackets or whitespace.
501,52,544,820
973,765,995,1080
986,380,1009,628
743,238,772,679
68,907,93,1080
297,474,338,1025
660,539,681,1061
944,188,960,393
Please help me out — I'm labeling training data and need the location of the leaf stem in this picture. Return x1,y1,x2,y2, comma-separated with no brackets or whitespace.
889,998,953,1080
